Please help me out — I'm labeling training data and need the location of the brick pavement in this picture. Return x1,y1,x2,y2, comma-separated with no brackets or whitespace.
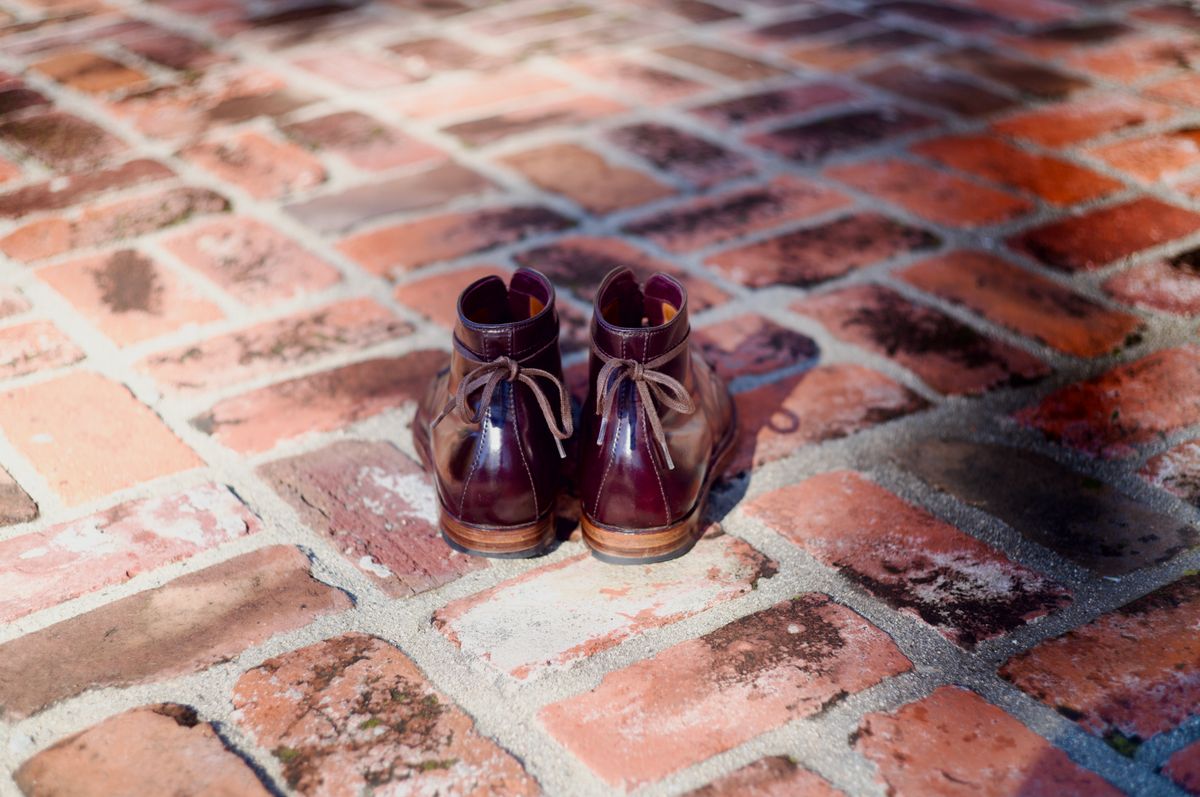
0,0,1199,794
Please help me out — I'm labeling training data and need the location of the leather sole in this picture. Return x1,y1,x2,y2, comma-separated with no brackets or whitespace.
581,409,738,565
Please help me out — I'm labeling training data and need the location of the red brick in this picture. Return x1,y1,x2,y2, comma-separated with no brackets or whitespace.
1065,35,1200,85
1165,742,1200,795
385,35,501,75
862,64,1018,118
0,372,200,505
565,54,706,104
0,483,259,623
793,285,1049,395
747,108,935,164
693,81,859,128
1010,198,1200,273
856,686,1123,797
732,364,928,473
746,470,1069,647
870,1,1008,31
392,67,568,121
1015,345,1200,458
1141,440,1200,508
15,705,272,797
686,757,846,797
1087,129,1200,184
436,533,774,680
182,131,326,200
285,160,492,235
116,23,225,72
0,545,349,718
743,11,869,44
501,142,673,214
0,465,37,526
138,298,411,395
1,186,230,263
655,42,786,81
513,236,727,308
1131,3,1200,29
695,314,818,382
913,135,1121,206
1002,575,1200,741
540,596,911,789
899,251,1141,357
31,49,148,93
0,159,173,219
233,633,538,796
707,213,939,289
39,249,224,346
291,48,414,89
0,319,83,379
936,47,1088,100
0,111,125,171
441,94,627,147
193,351,445,453
0,285,30,319
0,154,19,184
828,160,1033,228
623,176,849,252
788,27,937,71
283,111,442,172
394,264,512,328
607,123,754,188
260,440,482,596
992,92,1176,148
163,216,341,306
1144,74,1200,109
339,206,573,277
630,0,738,24
956,0,1076,24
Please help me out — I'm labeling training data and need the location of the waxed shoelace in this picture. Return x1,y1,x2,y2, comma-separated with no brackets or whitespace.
592,337,695,470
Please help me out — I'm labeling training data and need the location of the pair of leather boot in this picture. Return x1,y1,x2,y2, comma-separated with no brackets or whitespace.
412,266,735,565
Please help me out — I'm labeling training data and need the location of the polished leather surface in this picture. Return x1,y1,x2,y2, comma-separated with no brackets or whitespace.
579,268,734,530
414,269,565,528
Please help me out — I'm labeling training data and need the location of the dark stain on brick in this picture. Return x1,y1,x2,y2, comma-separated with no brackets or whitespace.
624,187,782,241
150,703,200,728
93,250,163,314
609,123,743,177
750,108,933,162
704,596,845,687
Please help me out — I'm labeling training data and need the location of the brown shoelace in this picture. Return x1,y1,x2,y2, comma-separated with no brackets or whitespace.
432,350,574,458
593,337,695,470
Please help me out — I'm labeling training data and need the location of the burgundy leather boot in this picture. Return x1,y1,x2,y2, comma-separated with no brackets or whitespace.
578,267,735,564
413,268,572,558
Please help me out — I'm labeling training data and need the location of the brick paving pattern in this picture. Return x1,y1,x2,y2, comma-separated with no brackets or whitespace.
0,0,1198,794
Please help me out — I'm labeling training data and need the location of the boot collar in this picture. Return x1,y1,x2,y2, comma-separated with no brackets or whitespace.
591,267,689,363
455,268,558,360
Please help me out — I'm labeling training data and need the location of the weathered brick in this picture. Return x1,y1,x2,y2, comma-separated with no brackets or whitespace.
623,176,849,252
193,351,445,453
32,49,148,93
1065,35,1200,85
992,92,1176,147
746,470,1069,647
1,187,230,263
749,108,935,165
707,213,939,289
788,28,937,71
514,236,727,308
794,285,1048,395
1165,742,1200,796
745,11,868,43
233,633,538,796
394,264,511,328
1016,346,1200,458
856,686,1123,797
340,206,573,277
15,705,272,797
182,131,326,200
385,35,501,74
1010,198,1200,273
285,160,491,235
870,0,1008,31
0,465,37,526
888,438,1196,576
138,298,411,394
686,757,846,797
655,42,785,81
630,0,737,23
695,314,818,382
261,439,482,596
828,160,1032,228
1087,129,1200,184
540,596,911,789
732,365,928,473
862,64,1018,117
0,159,173,218
501,142,672,213
1003,20,1132,58
291,48,414,89
0,372,200,505
0,545,349,718
936,47,1088,99
0,111,125,171
0,285,30,319
692,81,858,128
392,67,568,120
435,533,774,680
607,123,754,187
283,111,442,172
967,0,1076,25
1145,73,1200,108
913,135,1121,206
39,249,224,346
0,483,259,622
442,94,627,147
1002,575,1200,741
1140,440,1200,508
565,54,705,103
898,252,1141,357
0,319,83,379
163,216,341,306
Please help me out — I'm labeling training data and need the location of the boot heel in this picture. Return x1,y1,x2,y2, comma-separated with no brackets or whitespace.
440,509,556,559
